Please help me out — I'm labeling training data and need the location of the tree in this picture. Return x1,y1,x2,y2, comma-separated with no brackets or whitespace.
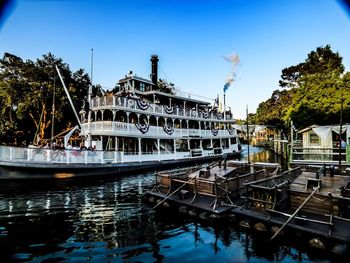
157,79,175,94
254,45,349,133
281,46,347,128
254,89,293,137
0,52,91,145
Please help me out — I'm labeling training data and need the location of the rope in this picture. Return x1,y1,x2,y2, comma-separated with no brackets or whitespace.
270,186,320,241
153,175,197,209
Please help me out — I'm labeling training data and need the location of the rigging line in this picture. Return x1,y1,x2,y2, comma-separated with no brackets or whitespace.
158,65,172,83
139,64,151,80
158,65,216,102
173,88,216,102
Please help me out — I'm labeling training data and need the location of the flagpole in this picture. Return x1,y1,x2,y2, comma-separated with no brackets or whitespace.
224,92,226,120
246,105,250,164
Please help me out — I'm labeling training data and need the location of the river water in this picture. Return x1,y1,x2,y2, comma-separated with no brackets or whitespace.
0,147,341,262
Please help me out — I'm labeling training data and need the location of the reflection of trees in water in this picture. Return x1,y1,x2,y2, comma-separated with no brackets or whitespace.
240,146,288,170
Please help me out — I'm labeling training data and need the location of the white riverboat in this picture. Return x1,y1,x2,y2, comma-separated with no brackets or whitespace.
0,55,242,179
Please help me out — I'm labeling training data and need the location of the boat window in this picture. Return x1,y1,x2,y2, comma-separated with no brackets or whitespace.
231,137,237,144
309,132,320,145
140,83,145,92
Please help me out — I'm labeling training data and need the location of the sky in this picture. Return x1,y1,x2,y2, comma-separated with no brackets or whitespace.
0,0,350,119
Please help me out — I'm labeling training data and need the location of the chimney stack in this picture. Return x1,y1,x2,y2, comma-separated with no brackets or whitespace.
150,55,159,88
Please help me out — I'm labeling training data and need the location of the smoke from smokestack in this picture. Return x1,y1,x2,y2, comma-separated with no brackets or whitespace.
223,53,240,93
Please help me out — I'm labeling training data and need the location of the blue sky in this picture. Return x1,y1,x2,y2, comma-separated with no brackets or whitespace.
1,0,350,119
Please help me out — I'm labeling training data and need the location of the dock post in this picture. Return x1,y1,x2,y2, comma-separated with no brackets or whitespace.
192,177,198,203
245,181,249,207
210,174,219,210
328,192,334,234
273,187,277,209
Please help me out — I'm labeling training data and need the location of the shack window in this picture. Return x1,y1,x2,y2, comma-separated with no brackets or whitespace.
309,132,320,145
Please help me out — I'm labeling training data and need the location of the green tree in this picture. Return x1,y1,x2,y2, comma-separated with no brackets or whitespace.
254,45,349,133
281,45,347,128
0,52,91,145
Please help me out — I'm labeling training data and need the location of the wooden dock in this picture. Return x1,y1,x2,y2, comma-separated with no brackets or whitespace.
233,207,350,243
146,161,278,215
231,165,350,249
289,171,350,215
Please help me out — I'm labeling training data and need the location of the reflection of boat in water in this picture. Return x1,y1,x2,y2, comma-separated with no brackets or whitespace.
233,164,350,255
145,161,280,217
0,55,242,179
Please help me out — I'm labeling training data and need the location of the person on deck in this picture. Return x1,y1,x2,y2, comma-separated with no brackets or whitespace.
341,139,346,149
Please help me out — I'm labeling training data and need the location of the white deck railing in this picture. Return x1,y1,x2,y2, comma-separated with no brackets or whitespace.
82,121,237,138
90,96,234,121
291,147,346,162
0,146,235,165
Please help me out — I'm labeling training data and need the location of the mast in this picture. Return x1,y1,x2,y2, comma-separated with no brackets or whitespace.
86,49,94,148
50,77,56,144
246,105,250,164
88,48,94,103
224,92,226,120
55,65,83,129
339,92,344,169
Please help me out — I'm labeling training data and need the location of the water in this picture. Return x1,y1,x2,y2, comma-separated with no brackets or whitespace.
0,147,341,262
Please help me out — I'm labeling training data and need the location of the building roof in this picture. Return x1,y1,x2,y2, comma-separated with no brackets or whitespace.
118,75,154,86
140,90,211,105
298,124,350,134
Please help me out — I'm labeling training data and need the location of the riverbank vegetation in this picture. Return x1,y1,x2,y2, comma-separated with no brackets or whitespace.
249,45,350,137
0,52,92,145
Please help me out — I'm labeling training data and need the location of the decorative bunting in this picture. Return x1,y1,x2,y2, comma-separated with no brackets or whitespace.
136,99,150,110
228,128,234,135
135,123,150,134
163,126,174,135
211,128,218,136
164,105,174,114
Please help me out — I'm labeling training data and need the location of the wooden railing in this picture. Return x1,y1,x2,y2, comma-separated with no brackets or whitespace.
291,147,346,162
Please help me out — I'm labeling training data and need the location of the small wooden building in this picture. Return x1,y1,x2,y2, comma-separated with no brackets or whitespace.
293,124,350,164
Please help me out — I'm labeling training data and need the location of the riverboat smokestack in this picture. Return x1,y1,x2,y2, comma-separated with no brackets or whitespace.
150,54,159,88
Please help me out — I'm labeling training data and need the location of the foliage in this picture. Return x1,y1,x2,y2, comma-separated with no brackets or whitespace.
156,79,175,94
253,45,350,137
0,52,91,145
